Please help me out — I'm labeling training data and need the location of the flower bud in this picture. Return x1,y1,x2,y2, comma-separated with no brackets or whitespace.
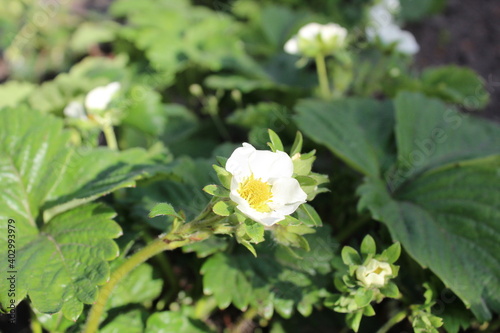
356,259,392,288
284,22,348,57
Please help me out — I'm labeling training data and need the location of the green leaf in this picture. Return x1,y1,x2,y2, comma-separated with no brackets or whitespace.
421,65,489,109
146,310,213,333
267,128,284,152
0,81,35,109
101,308,147,333
392,92,500,185
0,203,121,317
43,147,165,220
294,98,395,178
149,203,183,220
108,263,163,308
201,231,333,318
359,157,500,321
0,108,161,318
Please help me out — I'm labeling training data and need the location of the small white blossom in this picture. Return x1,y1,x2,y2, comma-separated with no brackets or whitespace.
356,259,393,288
366,24,419,55
225,143,307,226
63,101,87,120
84,82,121,111
284,22,348,57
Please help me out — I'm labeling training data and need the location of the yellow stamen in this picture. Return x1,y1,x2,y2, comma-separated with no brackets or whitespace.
237,174,273,212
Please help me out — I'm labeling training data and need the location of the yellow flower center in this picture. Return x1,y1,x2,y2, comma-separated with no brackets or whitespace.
373,267,384,275
237,174,273,212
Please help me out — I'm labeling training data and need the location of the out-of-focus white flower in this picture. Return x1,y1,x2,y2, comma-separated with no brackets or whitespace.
284,22,348,57
366,24,419,55
356,259,393,288
84,82,121,111
63,101,87,120
369,0,400,28
225,143,307,226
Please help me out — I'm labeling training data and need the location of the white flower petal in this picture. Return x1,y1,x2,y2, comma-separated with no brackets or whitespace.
248,150,293,181
85,81,121,111
394,29,419,55
270,178,307,208
63,101,87,119
298,22,322,40
284,37,299,54
225,143,255,181
320,23,347,43
374,25,420,55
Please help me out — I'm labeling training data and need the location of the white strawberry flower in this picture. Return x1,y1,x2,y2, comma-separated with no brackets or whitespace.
366,24,419,55
225,143,307,226
356,258,393,288
284,22,348,57
84,82,121,112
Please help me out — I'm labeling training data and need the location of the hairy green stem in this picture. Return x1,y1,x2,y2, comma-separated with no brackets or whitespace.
83,235,204,333
102,123,118,150
315,54,331,99
376,310,407,333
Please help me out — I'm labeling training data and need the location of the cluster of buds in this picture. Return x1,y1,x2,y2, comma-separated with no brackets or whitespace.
325,235,401,332
284,22,348,58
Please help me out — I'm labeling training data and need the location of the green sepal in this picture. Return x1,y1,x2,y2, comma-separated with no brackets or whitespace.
341,246,361,266
295,175,317,187
149,202,184,220
244,221,265,243
203,184,230,197
363,304,375,316
379,242,401,264
212,201,234,217
238,239,257,257
296,204,322,227
346,310,364,332
380,281,400,299
292,150,316,176
360,235,376,255
212,164,232,189
354,288,374,308
267,128,284,152
216,156,228,167
290,131,303,156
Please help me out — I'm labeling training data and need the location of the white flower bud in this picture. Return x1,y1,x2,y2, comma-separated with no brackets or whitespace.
356,259,392,288
85,82,121,112
284,22,348,57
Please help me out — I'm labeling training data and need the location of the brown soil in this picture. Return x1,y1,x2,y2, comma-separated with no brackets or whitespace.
409,0,500,121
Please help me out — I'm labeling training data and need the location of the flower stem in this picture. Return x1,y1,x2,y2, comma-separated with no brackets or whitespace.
375,310,407,333
315,54,331,99
83,235,201,333
102,123,118,150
